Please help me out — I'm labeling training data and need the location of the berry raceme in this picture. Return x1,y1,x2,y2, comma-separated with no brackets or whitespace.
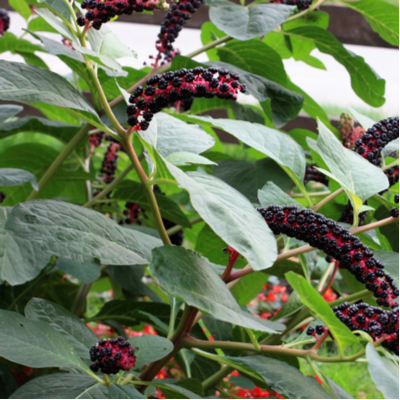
78,0,168,30
257,206,399,307
0,9,9,36
384,166,399,188
154,0,202,65
0,192,5,203
270,0,312,10
90,337,136,374
354,117,399,166
339,113,366,149
304,166,329,186
126,67,246,131
333,302,399,355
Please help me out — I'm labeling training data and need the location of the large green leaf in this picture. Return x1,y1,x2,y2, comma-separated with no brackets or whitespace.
285,272,359,353
281,27,385,107
38,0,71,20
200,354,332,398
213,158,294,204
0,117,81,143
0,310,89,372
307,120,388,200
0,60,101,127
374,250,399,284
181,114,305,183
0,104,22,123
209,0,295,40
24,298,98,359
56,258,101,284
200,21,227,61
5,200,149,266
129,335,174,368
164,162,277,271
114,180,192,228
149,246,285,333
258,181,304,208
366,343,398,399
0,168,38,190
9,0,32,20
0,32,46,59
340,0,398,46
0,206,51,285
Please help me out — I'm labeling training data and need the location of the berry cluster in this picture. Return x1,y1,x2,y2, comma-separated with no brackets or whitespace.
0,9,9,36
333,302,399,354
126,67,246,131
338,202,368,226
154,0,202,65
384,166,399,188
89,337,136,374
0,192,5,203
304,166,329,186
306,325,329,340
339,113,365,149
390,193,399,218
257,205,399,307
354,117,399,166
270,0,312,10
100,140,124,184
78,0,168,30
122,201,143,225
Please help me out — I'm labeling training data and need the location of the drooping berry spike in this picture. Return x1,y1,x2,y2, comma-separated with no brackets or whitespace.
154,0,202,65
78,0,168,30
304,166,329,186
333,302,399,355
384,166,399,188
354,117,399,166
122,201,143,225
0,9,9,36
269,0,312,10
90,337,136,374
126,67,246,131
0,192,5,203
257,206,399,307
338,113,365,149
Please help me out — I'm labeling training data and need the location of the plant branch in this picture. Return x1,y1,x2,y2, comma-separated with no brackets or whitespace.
123,136,171,245
26,124,92,201
166,216,203,236
83,164,135,208
203,366,234,391
312,188,344,212
351,216,398,235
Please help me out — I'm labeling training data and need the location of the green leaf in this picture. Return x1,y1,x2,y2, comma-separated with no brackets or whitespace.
0,206,51,285
217,40,287,86
5,200,149,267
339,0,398,46
230,272,269,306
200,21,227,61
281,27,385,107
24,298,98,359
0,104,22,123
129,335,173,369
0,60,102,127
201,354,332,399
366,343,399,399
213,158,294,204
164,162,277,271
154,113,215,157
285,272,359,353
35,8,73,40
326,377,354,399
307,120,389,200
114,180,191,228
348,107,376,130
374,250,399,286
0,310,89,372
149,246,285,333
258,181,304,208
0,32,46,57
9,0,32,20
181,114,306,183
209,0,295,40
9,373,102,399
37,0,71,20
56,257,101,284
166,151,217,166
0,168,38,190
28,16,59,33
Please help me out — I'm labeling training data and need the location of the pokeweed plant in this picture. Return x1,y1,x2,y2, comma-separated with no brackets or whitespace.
0,0,398,398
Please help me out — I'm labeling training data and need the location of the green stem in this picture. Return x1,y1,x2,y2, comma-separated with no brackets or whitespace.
285,0,326,22
351,216,398,235
186,35,232,59
71,283,92,316
26,124,91,201
328,289,370,307
166,216,203,236
146,178,178,187
382,159,399,171
123,137,171,246
83,164,134,208
203,366,234,392
312,188,344,212
292,190,331,198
